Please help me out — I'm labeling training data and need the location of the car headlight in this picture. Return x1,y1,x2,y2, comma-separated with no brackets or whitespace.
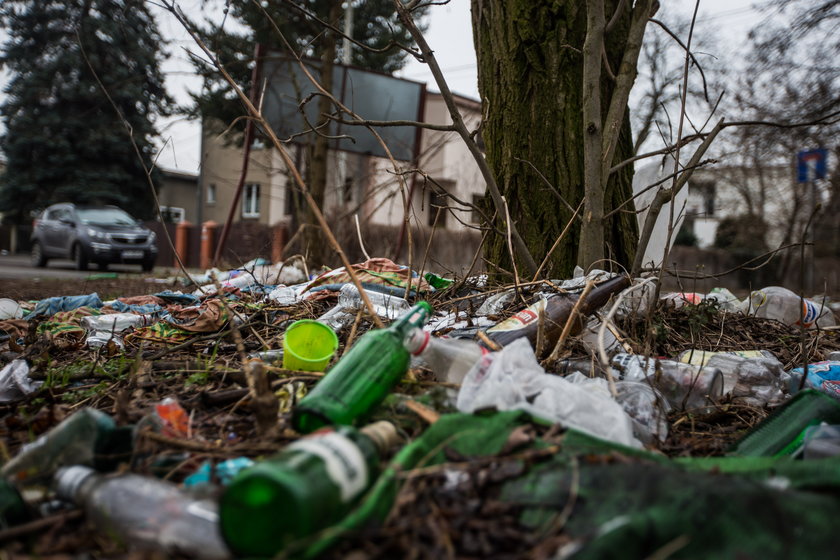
86,228,107,239
148,231,157,243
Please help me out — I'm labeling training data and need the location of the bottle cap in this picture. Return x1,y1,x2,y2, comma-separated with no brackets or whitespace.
359,421,400,454
54,465,97,501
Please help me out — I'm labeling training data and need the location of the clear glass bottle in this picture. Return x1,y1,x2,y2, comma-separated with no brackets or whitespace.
292,302,432,433
403,328,486,384
219,421,399,558
53,465,229,560
609,353,723,413
2,408,116,482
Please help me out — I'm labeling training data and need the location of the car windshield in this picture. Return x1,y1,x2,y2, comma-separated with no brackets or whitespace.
76,208,137,226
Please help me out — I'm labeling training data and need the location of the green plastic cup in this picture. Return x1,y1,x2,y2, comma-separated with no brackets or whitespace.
282,320,339,372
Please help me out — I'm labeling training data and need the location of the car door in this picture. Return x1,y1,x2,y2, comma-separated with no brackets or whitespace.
38,207,63,253
44,206,74,256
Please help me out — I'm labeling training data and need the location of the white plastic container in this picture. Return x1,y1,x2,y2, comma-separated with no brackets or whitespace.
749,286,836,329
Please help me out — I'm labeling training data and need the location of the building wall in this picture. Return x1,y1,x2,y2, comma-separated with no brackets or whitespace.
200,130,275,226
157,170,198,223
198,93,487,253
685,165,800,249
364,92,485,230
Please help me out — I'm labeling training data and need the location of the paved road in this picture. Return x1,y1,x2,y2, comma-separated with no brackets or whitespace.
0,253,161,279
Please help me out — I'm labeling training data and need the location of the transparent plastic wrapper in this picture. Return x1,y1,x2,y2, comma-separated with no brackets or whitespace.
578,316,620,357
802,424,840,459
266,285,303,306
678,350,785,406
705,287,746,312
615,278,657,317
456,338,639,448
54,466,229,560
2,408,114,481
614,380,670,444
0,359,41,403
82,313,151,349
476,289,516,316
661,292,704,308
748,286,836,328
556,267,613,291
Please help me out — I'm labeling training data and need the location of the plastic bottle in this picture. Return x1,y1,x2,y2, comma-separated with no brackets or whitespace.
219,421,400,558
483,275,630,348
404,328,486,384
316,284,412,332
609,353,723,413
677,349,785,405
338,283,411,320
748,286,836,328
292,302,432,433
53,465,229,560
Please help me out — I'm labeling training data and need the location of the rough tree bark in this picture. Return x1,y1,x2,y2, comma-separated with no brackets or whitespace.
472,1,642,278
303,0,341,267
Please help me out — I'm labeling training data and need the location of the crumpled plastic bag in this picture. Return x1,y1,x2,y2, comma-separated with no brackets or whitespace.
0,359,41,403
456,338,640,448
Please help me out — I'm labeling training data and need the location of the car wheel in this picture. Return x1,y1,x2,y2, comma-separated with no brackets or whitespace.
31,242,48,268
141,259,155,272
73,244,88,271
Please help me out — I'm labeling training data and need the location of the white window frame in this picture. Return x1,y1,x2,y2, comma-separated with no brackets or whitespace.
242,183,260,218
206,183,216,205
159,206,185,223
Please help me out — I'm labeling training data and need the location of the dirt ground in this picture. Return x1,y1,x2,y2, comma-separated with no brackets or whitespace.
0,274,182,302
2,273,840,558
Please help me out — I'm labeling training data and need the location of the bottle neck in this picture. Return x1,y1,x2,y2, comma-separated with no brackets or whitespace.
359,421,400,455
578,275,631,314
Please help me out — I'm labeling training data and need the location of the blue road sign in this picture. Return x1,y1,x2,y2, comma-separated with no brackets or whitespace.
797,148,828,183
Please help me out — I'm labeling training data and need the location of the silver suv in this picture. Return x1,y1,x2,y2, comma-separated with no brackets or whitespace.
31,203,158,271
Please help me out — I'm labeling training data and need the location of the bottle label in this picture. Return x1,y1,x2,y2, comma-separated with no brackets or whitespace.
486,299,547,333
287,432,368,502
679,349,769,366
796,300,820,328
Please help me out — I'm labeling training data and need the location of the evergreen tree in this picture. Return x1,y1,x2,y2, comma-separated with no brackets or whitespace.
0,0,172,222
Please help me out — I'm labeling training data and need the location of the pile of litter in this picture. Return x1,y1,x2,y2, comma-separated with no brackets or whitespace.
2,257,840,558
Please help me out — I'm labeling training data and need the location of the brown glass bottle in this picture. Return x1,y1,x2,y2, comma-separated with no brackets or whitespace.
483,275,630,348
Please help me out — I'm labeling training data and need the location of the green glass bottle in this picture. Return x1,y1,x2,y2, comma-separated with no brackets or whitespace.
292,301,432,434
219,421,400,558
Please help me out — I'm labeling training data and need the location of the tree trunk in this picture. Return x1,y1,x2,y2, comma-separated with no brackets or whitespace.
304,0,340,267
472,0,638,279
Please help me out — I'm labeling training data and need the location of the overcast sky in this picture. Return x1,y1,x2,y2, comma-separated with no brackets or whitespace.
1,1,769,173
